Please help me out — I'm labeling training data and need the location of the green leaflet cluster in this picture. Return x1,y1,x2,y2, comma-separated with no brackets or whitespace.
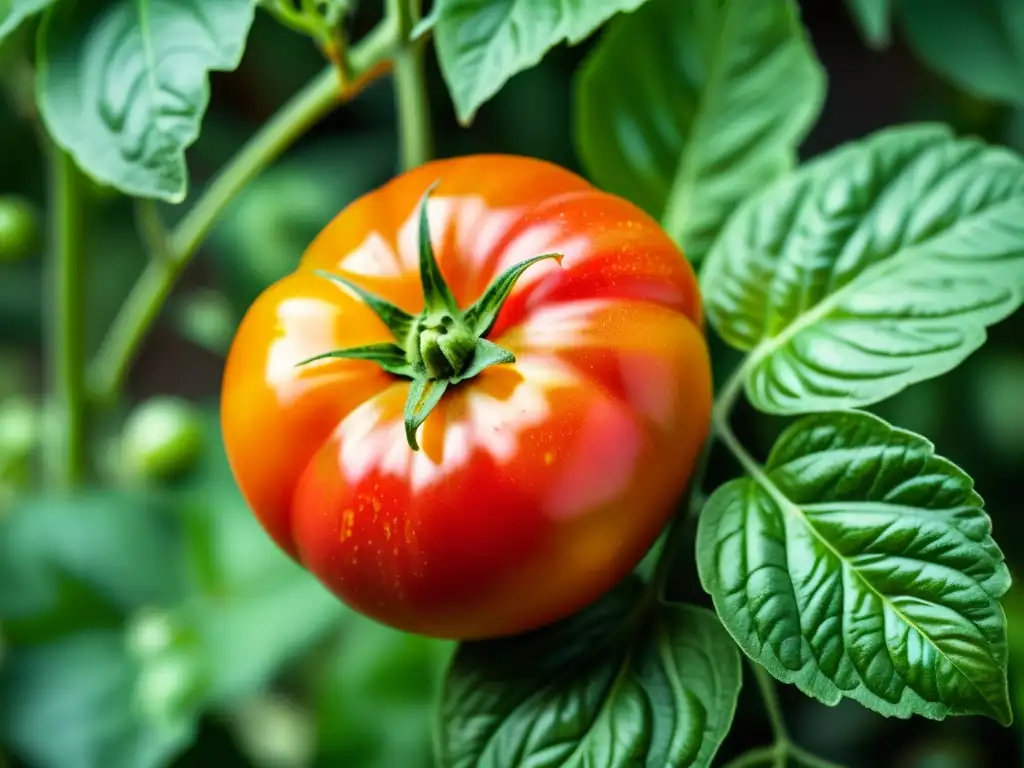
697,411,1011,724
4,0,1021,763
574,0,825,262
36,0,259,202
440,578,741,768
697,124,1021,727
440,3,1019,767
701,124,1024,414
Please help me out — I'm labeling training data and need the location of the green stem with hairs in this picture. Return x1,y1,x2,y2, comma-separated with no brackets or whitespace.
388,0,433,170
711,362,848,768
86,18,399,406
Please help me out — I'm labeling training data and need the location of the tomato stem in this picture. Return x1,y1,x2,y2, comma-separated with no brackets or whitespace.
85,18,401,407
45,146,87,488
389,0,433,171
302,183,562,450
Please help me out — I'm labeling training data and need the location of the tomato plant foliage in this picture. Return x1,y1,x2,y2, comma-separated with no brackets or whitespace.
3,0,1024,766
701,124,1024,413
698,410,1011,724
422,0,651,124
0,0,56,43
37,0,258,202
440,578,741,767
575,0,825,263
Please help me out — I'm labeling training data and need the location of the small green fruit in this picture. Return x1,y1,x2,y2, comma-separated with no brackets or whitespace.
121,397,204,482
0,196,39,263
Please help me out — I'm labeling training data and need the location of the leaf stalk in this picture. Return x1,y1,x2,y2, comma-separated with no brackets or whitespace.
86,17,400,406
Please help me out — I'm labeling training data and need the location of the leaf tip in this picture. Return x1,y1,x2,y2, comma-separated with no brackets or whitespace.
992,696,1014,727
405,420,421,451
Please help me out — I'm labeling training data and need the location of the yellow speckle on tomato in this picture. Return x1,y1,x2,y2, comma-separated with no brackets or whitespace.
340,508,355,540
544,450,556,465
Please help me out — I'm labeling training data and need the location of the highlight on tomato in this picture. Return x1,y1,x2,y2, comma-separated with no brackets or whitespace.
220,155,712,640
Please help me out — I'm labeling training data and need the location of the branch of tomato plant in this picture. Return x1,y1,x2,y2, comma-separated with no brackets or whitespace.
388,0,433,171
45,147,86,488
710,357,848,768
85,17,401,407
134,200,172,263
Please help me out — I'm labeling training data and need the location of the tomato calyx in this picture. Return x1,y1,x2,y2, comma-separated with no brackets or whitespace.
298,181,562,450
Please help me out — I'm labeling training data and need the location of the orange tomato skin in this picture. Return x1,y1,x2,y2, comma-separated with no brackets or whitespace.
220,155,712,640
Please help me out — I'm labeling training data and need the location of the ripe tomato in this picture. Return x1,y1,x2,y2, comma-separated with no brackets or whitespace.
221,155,711,640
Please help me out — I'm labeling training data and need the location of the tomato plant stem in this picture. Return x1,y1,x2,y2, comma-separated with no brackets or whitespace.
711,356,849,768
720,745,778,768
789,745,848,768
45,147,86,488
752,660,790,744
389,0,433,171
85,19,399,407
134,200,171,262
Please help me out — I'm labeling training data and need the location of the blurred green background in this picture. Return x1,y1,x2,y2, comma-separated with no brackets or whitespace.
1,2,1023,767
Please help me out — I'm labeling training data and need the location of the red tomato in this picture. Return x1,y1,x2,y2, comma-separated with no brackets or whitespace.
221,155,711,640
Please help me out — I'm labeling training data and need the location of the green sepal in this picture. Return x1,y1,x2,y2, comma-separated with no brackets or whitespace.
451,338,516,383
295,342,414,378
314,269,414,341
415,181,461,317
404,377,450,450
464,253,563,337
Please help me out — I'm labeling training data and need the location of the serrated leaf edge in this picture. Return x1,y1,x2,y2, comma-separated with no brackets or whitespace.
35,0,258,202
659,0,826,251
701,123,1024,414
698,409,1012,724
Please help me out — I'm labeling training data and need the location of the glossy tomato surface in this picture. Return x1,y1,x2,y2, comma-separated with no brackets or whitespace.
221,155,711,639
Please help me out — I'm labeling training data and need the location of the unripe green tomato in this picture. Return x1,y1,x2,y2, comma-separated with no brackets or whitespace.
0,196,39,263
0,394,41,462
121,397,204,482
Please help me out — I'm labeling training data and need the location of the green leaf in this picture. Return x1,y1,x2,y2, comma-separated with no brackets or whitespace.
312,615,452,767
0,630,195,768
697,410,1012,724
439,582,741,767
170,289,238,357
416,181,460,316
137,566,342,708
464,253,561,337
701,123,1024,414
125,406,344,711
0,491,186,626
845,0,891,48
900,0,1024,105
296,342,413,377
315,269,415,343
36,0,258,202
0,0,55,43
431,0,651,125
403,377,448,450
450,338,514,383
575,0,825,262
